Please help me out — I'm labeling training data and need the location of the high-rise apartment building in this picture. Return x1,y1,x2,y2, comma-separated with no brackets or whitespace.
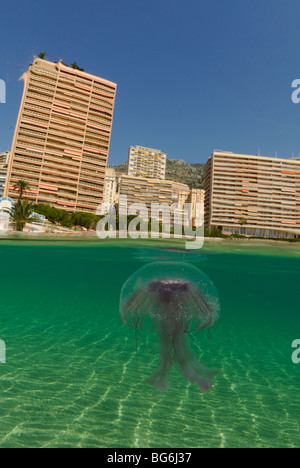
205,151,300,238
127,146,166,179
5,59,117,212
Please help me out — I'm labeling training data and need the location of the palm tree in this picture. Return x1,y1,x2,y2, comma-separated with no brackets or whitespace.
38,52,47,59
12,179,31,201
11,200,38,232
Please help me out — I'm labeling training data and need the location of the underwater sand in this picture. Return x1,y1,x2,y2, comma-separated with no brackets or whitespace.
0,241,299,448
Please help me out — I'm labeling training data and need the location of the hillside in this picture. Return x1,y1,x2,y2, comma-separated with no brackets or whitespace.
109,158,205,189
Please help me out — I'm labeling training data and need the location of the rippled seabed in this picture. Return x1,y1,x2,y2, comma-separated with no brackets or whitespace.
0,242,299,448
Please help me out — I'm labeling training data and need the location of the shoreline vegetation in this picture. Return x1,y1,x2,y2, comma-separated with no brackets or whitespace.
10,202,300,243
1,230,300,247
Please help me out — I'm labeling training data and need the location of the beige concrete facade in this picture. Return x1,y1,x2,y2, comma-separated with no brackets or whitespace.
127,146,166,179
5,59,117,212
205,151,300,238
118,175,189,219
187,188,205,227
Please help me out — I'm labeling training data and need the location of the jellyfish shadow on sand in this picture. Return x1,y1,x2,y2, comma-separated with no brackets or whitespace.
120,262,221,392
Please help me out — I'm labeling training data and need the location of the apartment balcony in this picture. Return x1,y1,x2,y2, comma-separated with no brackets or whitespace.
42,158,79,174
57,88,90,105
28,83,54,96
22,112,49,126
24,102,52,114
48,121,84,137
18,128,47,140
85,133,109,144
87,113,112,125
20,118,49,131
79,173,105,184
15,145,44,156
92,82,115,94
30,72,56,86
47,131,84,146
77,188,103,198
78,182,103,193
26,89,53,101
38,190,77,202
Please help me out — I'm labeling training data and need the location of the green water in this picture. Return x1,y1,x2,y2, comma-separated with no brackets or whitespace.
0,241,299,448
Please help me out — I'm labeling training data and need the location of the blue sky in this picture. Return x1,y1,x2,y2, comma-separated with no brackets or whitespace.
1,0,300,164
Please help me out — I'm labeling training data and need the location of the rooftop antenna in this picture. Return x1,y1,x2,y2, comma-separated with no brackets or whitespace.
258,148,260,156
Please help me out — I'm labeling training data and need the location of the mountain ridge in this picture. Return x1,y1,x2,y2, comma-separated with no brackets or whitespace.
108,158,205,189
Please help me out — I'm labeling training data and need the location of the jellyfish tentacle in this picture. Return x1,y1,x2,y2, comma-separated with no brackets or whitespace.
172,331,221,392
146,325,173,391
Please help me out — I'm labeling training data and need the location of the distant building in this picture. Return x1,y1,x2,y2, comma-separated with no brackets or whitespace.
187,189,205,227
103,168,117,206
127,146,166,180
0,197,14,213
0,152,10,165
170,180,191,208
0,152,10,198
205,151,300,238
0,211,9,232
118,175,189,220
4,58,117,212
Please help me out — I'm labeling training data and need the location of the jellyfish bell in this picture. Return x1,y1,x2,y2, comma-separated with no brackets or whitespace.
120,262,221,392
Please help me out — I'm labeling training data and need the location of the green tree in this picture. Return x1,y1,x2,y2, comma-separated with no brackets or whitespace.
204,226,225,238
12,200,38,232
70,62,84,71
12,179,31,201
38,52,47,59
238,217,247,226
32,203,101,229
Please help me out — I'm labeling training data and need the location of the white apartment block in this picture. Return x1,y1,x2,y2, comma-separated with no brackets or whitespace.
0,152,10,198
0,152,10,166
103,168,117,206
127,146,166,180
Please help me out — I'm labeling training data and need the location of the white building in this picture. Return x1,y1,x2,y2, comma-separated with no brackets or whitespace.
127,146,166,180
103,168,117,205
0,211,9,232
0,152,10,198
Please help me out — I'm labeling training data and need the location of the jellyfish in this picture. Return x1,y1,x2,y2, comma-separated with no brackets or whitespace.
120,262,221,392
